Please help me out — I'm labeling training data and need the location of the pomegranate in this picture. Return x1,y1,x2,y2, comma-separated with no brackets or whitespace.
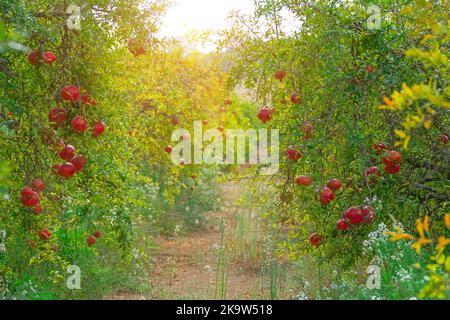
92,121,105,137
31,179,45,193
309,233,322,247
48,108,68,127
81,94,96,106
257,107,272,123
59,145,75,161
164,145,173,154
87,235,96,246
295,175,312,186
286,146,302,161
71,116,88,133
327,178,342,191
28,50,40,66
290,92,301,105
274,69,286,82
57,163,77,179
42,51,56,64
320,186,334,206
61,85,80,102
39,229,51,241
70,155,86,171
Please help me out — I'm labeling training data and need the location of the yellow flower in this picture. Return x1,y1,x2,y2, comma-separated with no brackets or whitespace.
444,214,450,229
383,96,394,109
436,236,450,250
411,237,432,255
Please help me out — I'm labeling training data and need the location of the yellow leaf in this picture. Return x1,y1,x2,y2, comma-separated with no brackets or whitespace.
395,130,407,139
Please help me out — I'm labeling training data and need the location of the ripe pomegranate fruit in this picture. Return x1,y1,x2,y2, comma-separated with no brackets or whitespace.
28,50,40,66
438,134,448,145
31,179,45,192
388,150,401,162
202,119,209,126
274,69,286,82
171,115,180,126
224,99,232,105
365,166,380,176
295,175,312,186
257,107,272,123
39,229,51,241
373,142,387,153
286,146,302,161
71,116,88,133
21,188,39,207
336,218,349,230
92,121,105,137
361,205,376,224
42,51,56,64
384,163,400,174
94,230,102,238
320,186,334,206
57,163,77,179
218,126,224,133
366,64,374,73
61,85,80,102
87,235,96,246
81,94,96,106
70,155,86,171
290,92,301,105
48,108,68,127
309,233,322,247
327,178,342,191
128,39,146,57
21,187,34,198
59,145,75,161
344,206,363,224
164,145,173,154
32,204,42,215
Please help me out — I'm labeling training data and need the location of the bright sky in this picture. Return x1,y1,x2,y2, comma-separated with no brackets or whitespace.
159,0,254,52
159,0,299,52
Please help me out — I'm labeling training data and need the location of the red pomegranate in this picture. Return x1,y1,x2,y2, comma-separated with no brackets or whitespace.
71,116,88,133
327,178,342,191
320,186,334,206
274,70,286,82
81,94,96,106
87,235,96,246
257,107,272,123
21,188,39,207
336,218,349,230
28,50,40,66
286,146,302,161
70,155,86,171
57,163,77,179
32,204,42,215
61,85,80,102
59,145,75,161
295,175,312,186
290,92,301,105
92,121,105,137
164,145,173,154
48,108,68,127
42,51,56,64
39,229,51,241
31,179,45,193
309,233,322,247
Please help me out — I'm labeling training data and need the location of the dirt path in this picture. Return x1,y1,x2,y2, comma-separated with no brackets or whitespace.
107,182,293,300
